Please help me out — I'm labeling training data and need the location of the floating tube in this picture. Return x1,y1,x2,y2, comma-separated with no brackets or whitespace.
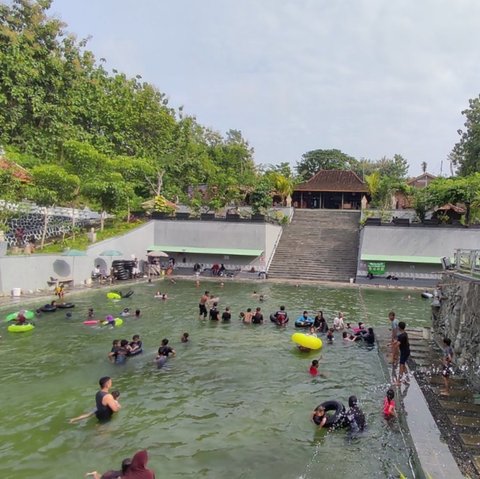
292,333,322,350
270,313,289,325
114,318,123,327
122,290,134,298
100,318,123,327
421,292,433,299
57,303,75,309
107,292,122,300
314,400,346,428
128,348,143,356
40,304,57,313
83,320,99,326
5,310,35,322
294,316,314,328
8,323,35,333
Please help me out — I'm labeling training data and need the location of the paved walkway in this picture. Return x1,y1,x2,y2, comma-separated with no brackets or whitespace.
377,327,478,478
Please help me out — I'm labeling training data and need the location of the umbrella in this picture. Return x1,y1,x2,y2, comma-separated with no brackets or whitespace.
62,249,87,284
147,251,169,258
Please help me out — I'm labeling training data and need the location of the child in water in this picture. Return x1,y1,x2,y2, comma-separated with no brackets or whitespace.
309,360,319,376
383,389,396,418
181,332,189,343
326,328,335,343
134,309,141,318
69,391,120,423
312,405,327,427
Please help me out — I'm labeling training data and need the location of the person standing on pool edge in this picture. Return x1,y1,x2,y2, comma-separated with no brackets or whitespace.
95,376,121,422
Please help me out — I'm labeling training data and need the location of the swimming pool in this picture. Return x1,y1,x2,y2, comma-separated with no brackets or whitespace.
0,280,430,478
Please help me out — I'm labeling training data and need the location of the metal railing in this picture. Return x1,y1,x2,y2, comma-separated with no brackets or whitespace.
454,249,480,277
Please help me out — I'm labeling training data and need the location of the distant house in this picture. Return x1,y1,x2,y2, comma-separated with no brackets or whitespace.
0,156,31,183
292,170,369,209
395,172,437,209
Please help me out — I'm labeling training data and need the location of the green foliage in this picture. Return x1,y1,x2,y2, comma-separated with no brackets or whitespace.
411,188,431,222
353,155,409,180
296,149,357,178
250,180,272,215
0,0,258,216
427,174,480,224
452,95,480,176
153,195,175,214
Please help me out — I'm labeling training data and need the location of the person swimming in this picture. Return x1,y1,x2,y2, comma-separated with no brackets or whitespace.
312,405,327,427
154,291,162,298
346,395,366,432
120,308,130,317
181,332,189,343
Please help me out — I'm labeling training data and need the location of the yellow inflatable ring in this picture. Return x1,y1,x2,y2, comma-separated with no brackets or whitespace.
107,292,122,300
8,323,35,333
114,318,123,327
292,333,322,350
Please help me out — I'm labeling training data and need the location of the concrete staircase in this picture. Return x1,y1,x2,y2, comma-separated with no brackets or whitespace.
267,209,361,282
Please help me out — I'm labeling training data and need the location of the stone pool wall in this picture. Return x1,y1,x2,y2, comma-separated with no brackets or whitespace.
433,274,480,387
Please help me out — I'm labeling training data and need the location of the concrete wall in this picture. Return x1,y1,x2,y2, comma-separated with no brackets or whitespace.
0,220,283,294
153,220,282,268
357,225,480,279
433,274,480,387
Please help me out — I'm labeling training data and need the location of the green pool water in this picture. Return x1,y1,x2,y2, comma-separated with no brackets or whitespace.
0,280,430,479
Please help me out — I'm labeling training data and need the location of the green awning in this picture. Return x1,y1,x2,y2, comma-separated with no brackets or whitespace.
148,245,263,257
361,254,441,265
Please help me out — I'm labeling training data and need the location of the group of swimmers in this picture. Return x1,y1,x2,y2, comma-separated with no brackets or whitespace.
108,335,143,364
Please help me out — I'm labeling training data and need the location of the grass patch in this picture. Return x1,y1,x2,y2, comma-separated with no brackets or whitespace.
32,219,146,254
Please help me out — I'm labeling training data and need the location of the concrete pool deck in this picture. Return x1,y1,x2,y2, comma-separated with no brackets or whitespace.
377,327,472,478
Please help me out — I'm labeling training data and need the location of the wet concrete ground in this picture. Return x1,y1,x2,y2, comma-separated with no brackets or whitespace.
377,327,480,478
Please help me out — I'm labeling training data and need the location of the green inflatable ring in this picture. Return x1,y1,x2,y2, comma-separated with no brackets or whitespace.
5,310,35,322
8,323,35,333
107,292,122,300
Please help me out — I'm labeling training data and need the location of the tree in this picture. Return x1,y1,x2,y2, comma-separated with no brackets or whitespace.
427,175,480,224
451,95,480,176
296,149,357,179
250,180,272,215
28,164,80,248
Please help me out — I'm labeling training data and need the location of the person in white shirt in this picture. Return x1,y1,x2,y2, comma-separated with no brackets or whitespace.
333,312,345,331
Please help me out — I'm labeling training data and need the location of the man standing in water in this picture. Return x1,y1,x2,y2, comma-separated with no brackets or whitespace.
95,376,121,422
199,290,209,319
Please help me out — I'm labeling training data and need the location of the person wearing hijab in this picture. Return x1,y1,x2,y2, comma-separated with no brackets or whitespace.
123,450,155,479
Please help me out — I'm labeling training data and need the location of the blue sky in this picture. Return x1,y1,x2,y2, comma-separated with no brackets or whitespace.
51,0,480,175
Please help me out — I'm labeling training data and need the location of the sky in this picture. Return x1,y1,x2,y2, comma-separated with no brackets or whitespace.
50,0,480,176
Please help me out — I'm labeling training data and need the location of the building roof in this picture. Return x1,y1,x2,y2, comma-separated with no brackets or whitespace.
407,172,436,186
295,169,368,192
0,157,31,182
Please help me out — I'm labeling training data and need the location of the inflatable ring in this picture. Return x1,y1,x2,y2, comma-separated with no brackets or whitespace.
122,290,134,298
83,320,98,326
421,292,433,299
8,323,35,333
270,313,289,325
315,400,346,428
128,348,143,356
292,333,322,350
5,310,35,322
57,303,75,309
40,304,57,313
294,317,314,328
100,318,123,327
107,292,122,300
114,318,123,327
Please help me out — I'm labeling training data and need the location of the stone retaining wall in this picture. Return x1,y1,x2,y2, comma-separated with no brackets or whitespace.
433,273,480,387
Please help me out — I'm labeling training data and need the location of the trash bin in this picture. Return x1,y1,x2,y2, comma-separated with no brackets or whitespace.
11,287,21,297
